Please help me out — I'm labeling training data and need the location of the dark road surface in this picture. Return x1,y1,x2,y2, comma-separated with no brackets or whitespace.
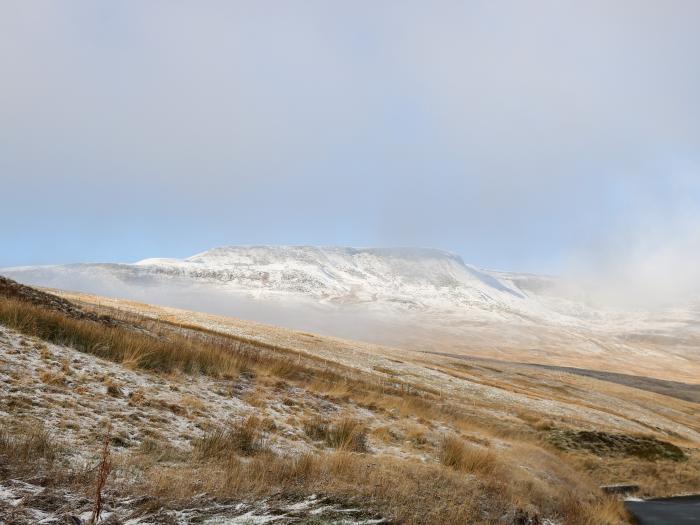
625,496,700,524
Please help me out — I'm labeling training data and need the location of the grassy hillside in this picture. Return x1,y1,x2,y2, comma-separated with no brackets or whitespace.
1,277,698,523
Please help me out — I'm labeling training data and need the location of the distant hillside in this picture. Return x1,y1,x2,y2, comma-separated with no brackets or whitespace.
0,245,581,322
3,245,700,383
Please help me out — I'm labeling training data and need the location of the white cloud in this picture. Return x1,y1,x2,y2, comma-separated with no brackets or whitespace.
1,1,699,277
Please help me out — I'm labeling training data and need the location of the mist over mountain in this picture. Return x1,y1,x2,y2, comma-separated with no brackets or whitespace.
3,245,698,381
1,245,572,323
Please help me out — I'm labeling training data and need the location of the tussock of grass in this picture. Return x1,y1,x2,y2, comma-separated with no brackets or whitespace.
194,417,268,458
325,418,368,452
405,423,429,448
303,416,368,452
40,369,66,386
0,423,58,469
302,415,329,441
439,435,499,476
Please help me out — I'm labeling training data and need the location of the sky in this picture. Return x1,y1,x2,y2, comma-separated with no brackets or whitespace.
2,1,700,284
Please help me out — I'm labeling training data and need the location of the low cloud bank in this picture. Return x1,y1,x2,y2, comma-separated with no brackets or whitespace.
566,210,700,310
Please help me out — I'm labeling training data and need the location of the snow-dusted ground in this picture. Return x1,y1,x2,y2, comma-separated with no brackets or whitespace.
43,290,700,447
0,477,387,525
1,293,698,523
0,324,403,460
0,324,399,523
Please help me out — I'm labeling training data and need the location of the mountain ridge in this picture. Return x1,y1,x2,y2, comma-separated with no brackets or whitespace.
1,244,538,318
1,244,693,330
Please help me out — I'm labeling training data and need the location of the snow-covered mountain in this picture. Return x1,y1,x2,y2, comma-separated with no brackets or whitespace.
1,245,570,322
138,246,530,307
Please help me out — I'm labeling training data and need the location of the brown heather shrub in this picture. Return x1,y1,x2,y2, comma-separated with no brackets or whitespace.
106,383,123,398
40,369,66,386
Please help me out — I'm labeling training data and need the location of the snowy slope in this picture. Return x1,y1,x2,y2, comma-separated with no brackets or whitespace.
137,246,528,306
0,246,571,322
8,244,694,335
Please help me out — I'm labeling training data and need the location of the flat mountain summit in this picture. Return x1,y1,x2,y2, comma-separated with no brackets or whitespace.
2,245,555,318
137,245,530,303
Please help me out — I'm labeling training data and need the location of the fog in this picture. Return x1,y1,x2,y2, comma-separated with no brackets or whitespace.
7,265,416,343
566,175,700,308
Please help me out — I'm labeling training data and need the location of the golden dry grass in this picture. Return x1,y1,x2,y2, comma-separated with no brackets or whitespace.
194,416,268,458
0,295,454,422
0,423,58,467
303,415,369,452
439,435,500,477
141,443,628,525
39,369,66,386
0,297,242,378
0,418,631,525
4,286,698,523
323,418,369,452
